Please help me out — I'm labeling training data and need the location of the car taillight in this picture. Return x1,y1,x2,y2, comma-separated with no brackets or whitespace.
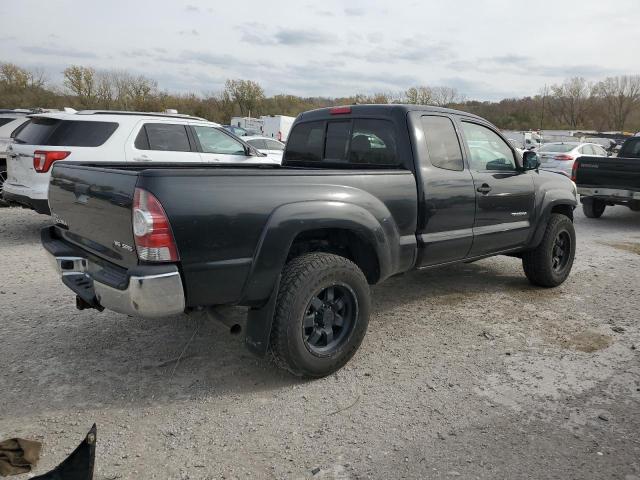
554,154,574,161
571,161,579,182
132,188,179,262
33,150,70,172
277,131,282,141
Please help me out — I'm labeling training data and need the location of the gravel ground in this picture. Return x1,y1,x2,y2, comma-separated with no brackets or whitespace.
1,205,639,480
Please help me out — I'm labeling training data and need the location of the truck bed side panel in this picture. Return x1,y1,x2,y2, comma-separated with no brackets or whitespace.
137,169,418,306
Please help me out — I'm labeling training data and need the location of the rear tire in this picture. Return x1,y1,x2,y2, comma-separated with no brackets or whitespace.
269,253,370,378
522,214,576,288
582,198,606,218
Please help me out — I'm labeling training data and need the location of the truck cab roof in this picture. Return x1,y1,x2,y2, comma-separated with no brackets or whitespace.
297,104,486,122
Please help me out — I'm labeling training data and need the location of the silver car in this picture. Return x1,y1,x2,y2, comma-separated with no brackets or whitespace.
538,142,608,177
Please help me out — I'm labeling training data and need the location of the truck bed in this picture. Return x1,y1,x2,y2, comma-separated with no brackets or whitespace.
47,161,418,307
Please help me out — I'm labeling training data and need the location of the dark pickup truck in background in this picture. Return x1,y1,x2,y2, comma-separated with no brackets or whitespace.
574,136,640,218
42,105,578,377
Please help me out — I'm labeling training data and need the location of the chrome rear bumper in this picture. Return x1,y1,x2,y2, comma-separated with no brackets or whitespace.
578,187,640,201
48,254,185,318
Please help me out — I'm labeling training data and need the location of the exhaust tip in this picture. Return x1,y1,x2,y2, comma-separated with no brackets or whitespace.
229,324,242,335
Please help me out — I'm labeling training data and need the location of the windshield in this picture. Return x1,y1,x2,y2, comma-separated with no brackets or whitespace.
539,143,575,153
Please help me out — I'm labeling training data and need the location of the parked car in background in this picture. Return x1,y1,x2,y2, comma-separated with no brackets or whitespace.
42,104,577,377
261,115,295,142
243,136,285,162
0,110,32,197
574,136,640,218
3,110,270,214
538,142,608,177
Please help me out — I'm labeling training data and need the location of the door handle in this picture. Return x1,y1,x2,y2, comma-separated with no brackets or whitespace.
477,184,492,194
133,155,152,162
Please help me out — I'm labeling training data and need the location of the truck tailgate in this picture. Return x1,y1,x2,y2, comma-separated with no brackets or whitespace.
575,156,640,190
48,163,139,269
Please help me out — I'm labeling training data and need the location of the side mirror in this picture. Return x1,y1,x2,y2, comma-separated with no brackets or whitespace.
522,150,540,170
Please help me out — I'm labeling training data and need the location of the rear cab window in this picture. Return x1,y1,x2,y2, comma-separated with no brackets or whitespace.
284,118,399,168
619,138,640,158
14,118,118,146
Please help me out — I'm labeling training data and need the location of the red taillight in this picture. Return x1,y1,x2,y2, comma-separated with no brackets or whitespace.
571,161,579,182
554,154,574,161
330,106,351,115
132,188,179,262
33,150,70,173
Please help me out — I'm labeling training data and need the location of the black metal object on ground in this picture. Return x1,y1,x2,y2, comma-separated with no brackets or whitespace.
31,425,96,480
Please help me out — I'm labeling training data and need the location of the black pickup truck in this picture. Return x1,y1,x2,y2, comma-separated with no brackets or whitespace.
42,105,578,377
574,136,640,218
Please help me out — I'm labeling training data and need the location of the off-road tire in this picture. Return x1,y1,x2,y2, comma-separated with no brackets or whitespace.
269,252,370,378
582,198,606,218
522,213,576,288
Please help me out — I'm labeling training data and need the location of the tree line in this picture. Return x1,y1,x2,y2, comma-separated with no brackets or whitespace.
1,62,639,132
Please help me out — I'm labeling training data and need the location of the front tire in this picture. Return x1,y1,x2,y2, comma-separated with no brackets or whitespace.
269,253,370,378
522,214,576,288
582,198,606,218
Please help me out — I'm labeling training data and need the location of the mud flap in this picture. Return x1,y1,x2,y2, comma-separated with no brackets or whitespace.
244,275,281,357
32,425,96,480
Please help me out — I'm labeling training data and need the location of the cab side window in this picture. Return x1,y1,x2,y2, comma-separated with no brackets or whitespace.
421,116,464,171
461,122,516,171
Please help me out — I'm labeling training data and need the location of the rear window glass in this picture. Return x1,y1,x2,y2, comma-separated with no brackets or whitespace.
284,119,398,167
619,138,640,158
325,121,350,160
14,118,118,147
0,118,15,127
265,140,284,151
247,138,267,149
142,124,191,152
539,144,575,153
15,118,59,144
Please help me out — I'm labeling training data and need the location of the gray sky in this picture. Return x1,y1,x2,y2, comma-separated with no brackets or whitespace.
1,0,638,100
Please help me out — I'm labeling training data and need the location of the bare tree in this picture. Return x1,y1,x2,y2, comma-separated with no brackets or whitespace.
548,77,593,129
404,86,433,105
595,75,640,131
63,65,97,106
0,63,33,90
224,79,264,116
430,86,464,107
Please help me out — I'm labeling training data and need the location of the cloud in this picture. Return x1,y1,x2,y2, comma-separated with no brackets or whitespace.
21,45,98,59
274,29,332,46
344,7,366,16
179,29,199,36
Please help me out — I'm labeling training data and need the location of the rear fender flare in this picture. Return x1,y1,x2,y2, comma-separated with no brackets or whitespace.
241,200,399,305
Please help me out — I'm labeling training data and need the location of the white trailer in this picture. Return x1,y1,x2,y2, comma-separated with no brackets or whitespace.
230,116,263,133
260,115,295,142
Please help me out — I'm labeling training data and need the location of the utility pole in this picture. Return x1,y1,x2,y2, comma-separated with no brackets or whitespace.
540,84,548,131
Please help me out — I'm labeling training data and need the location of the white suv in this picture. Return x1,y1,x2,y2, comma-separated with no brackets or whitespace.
3,110,278,214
